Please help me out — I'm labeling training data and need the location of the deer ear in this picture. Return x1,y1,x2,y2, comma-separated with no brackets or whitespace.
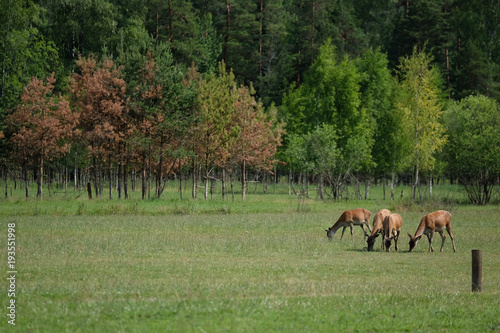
416,235,422,241
407,233,413,238
325,229,329,232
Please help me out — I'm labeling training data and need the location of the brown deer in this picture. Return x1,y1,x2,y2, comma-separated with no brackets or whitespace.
383,213,403,251
408,210,456,252
325,208,372,241
365,209,391,251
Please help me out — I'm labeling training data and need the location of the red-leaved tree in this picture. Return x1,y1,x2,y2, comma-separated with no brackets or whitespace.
70,56,128,199
7,73,77,198
228,84,284,200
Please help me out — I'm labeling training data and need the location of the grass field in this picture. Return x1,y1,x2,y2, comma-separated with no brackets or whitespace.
1,182,500,332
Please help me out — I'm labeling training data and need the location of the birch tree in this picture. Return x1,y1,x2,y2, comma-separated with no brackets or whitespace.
397,48,446,200
191,62,239,199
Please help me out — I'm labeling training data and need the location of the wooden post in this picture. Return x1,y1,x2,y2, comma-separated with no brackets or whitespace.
472,249,482,292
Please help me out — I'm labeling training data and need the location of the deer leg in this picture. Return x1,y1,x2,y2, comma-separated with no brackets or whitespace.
361,225,367,241
395,231,400,251
365,221,372,233
437,230,445,252
340,227,347,240
350,223,354,241
427,232,435,252
446,227,456,252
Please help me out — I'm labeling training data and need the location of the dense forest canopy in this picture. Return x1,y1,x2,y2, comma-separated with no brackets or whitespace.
1,0,499,204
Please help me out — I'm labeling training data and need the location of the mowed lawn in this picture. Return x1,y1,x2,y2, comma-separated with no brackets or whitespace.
3,203,500,332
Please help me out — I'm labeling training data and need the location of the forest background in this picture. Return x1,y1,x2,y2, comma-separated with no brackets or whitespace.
1,0,500,205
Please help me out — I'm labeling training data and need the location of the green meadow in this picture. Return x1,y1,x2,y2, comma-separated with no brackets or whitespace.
1,182,500,332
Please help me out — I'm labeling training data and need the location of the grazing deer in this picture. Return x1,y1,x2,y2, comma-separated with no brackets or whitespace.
325,208,372,241
408,210,456,252
365,209,391,251
383,213,403,252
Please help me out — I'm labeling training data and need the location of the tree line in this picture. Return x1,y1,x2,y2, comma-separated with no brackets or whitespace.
1,1,500,204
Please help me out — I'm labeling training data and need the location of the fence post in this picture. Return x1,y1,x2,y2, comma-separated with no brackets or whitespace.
472,249,482,292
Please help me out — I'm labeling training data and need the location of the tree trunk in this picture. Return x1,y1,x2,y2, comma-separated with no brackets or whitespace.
179,168,183,200
391,146,397,200
364,176,370,200
168,0,174,42
192,158,197,199
118,162,122,200
274,165,277,194
223,1,231,65
429,173,433,197
210,169,215,199
4,168,7,198
142,154,147,200
157,151,163,198
241,160,246,200
383,175,386,200
259,0,263,77
87,182,92,199
24,164,29,198
74,154,78,191
204,170,209,200
108,154,113,200
148,151,152,199
123,162,129,199
37,154,43,198
47,167,51,197
93,157,99,199
355,178,361,199
413,165,419,201
222,168,226,199
318,174,324,201
264,172,268,195
230,170,235,201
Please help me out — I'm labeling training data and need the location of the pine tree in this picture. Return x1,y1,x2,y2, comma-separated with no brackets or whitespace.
70,56,127,199
7,74,77,198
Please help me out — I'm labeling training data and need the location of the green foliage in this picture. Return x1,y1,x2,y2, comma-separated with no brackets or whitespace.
42,0,119,68
397,48,447,198
281,40,380,197
195,13,222,74
355,48,398,175
0,0,62,134
451,1,500,100
444,95,500,205
0,28,61,108
256,0,294,106
3,0,500,205
191,62,241,198
282,40,365,138
389,0,452,70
